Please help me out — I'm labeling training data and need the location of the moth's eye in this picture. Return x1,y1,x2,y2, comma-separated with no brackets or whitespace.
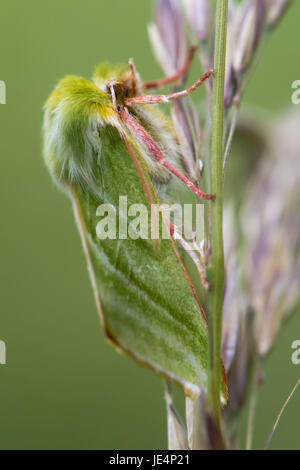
106,81,123,99
125,86,132,98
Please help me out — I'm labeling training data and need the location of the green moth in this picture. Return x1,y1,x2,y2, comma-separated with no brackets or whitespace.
43,58,227,400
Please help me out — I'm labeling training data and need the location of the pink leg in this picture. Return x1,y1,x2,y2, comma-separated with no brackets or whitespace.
125,69,214,105
142,46,198,90
107,82,118,109
119,107,215,201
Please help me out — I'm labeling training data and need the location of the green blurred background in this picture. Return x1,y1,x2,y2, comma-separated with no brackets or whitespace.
0,0,299,450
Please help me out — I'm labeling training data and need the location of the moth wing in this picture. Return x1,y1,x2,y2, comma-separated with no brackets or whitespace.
72,121,227,400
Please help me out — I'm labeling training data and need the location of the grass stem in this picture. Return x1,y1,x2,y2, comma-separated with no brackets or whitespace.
208,0,228,427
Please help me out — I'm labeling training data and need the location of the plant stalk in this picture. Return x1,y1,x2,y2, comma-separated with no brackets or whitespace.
208,0,228,427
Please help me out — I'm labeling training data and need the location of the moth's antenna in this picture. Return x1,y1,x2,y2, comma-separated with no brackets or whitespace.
107,82,159,251
120,131,159,253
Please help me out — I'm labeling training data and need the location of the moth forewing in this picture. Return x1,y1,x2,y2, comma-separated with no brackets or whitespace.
69,121,210,397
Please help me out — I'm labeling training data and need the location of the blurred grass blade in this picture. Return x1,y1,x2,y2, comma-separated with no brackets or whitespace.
264,377,300,450
185,393,208,450
165,382,189,450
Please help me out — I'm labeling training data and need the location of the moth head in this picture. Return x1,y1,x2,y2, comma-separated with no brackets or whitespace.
93,61,142,102
43,75,115,195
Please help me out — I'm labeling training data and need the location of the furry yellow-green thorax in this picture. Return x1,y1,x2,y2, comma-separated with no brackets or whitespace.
43,61,179,200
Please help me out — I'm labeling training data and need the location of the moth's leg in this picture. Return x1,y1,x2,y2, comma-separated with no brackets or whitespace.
160,214,208,322
107,81,118,110
125,69,214,105
142,46,197,90
168,222,210,290
119,106,215,201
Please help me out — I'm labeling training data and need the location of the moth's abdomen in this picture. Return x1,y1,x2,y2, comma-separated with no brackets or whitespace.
43,75,116,193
